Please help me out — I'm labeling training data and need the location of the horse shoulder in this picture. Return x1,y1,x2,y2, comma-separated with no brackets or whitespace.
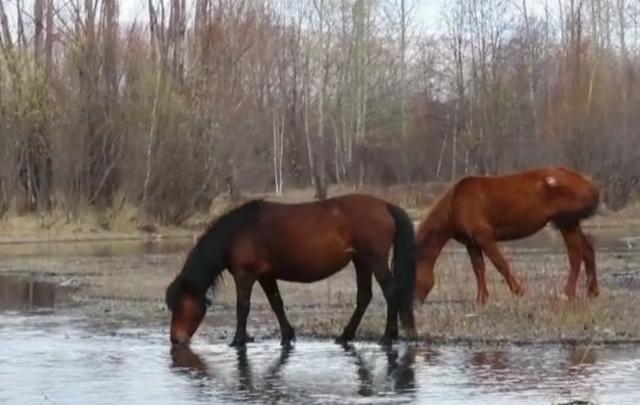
227,229,262,270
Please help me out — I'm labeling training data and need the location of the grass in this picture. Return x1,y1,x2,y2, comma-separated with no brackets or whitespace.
0,184,639,345
3,238,637,345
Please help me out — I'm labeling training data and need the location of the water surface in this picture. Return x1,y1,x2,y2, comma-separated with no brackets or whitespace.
2,233,640,404
1,310,640,405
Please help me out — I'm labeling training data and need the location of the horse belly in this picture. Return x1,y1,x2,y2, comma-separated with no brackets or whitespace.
493,222,548,241
270,249,353,283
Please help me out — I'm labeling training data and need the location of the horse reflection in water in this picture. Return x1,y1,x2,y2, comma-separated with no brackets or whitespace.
340,343,416,396
170,343,418,403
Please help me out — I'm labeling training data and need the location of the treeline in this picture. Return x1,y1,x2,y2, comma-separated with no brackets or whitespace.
0,0,638,223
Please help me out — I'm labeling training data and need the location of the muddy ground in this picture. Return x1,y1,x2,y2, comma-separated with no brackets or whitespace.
1,217,640,345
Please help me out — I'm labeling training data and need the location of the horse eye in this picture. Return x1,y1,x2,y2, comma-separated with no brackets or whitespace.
204,297,212,308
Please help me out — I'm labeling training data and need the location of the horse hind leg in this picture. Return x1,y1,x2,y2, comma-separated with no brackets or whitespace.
370,260,399,344
259,277,296,347
559,226,584,299
476,235,526,297
579,228,599,297
336,259,372,344
466,243,489,305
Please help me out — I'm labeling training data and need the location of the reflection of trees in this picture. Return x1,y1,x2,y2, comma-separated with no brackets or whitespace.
566,346,598,377
465,346,600,400
0,275,58,310
170,342,422,403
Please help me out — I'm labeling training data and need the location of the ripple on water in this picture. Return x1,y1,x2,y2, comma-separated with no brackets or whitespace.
2,311,640,405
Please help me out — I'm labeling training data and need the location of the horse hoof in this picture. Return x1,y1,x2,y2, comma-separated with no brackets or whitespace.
230,336,250,347
335,335,352,345
379,336,394,346
405,329,418,341
562,289,577,300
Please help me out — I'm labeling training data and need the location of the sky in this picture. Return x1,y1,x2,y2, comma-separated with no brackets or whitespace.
116,0,557,37
118,0,447,34
1,0,555,39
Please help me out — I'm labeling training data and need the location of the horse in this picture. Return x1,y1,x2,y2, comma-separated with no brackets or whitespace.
414,166,600,305
165,194,417,347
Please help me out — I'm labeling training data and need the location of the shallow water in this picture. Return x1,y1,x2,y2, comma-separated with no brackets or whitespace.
1,311,640,405
2,232,640,404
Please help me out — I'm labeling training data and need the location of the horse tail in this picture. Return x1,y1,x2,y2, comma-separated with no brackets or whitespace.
386,203,417,338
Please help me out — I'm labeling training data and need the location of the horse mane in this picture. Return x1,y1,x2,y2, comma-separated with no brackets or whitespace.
165,199,265,310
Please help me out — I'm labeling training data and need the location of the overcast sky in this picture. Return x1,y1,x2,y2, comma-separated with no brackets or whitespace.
3,0,555,38
118,0,447,34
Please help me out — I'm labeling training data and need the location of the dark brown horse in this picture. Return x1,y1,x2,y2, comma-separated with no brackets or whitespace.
415,166,599,305
166,194,417,347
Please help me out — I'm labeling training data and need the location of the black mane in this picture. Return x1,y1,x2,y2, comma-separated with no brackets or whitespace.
165,199,264,310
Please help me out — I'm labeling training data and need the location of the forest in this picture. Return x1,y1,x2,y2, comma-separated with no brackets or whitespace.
0,0,638,223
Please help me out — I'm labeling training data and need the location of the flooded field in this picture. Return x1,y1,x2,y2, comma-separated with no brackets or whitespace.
1,226,640,404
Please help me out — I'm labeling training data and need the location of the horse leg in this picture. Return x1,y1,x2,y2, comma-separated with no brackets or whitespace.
579,228,599,297
371,261,398,344
259,277,296,347
559,226,584,299
476,236,525,297
466,244,489,306
230,273,256,347
336,260,372,344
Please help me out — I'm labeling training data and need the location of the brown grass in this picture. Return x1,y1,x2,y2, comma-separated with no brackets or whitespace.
2,238,638,345
1,185,639,344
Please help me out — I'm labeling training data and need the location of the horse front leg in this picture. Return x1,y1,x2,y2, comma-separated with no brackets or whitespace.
579,228,599,298
559,226,584,299
259,277,296,347
466,243,489,305
476,236,526,297
231,272,256,347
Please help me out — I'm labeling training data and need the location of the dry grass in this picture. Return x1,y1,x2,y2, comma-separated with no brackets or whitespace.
1,187,640,344
2,239,637,345
0,184,637,245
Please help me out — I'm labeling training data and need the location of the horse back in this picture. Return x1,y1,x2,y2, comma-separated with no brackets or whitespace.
227,194,396,282
448,166,598,239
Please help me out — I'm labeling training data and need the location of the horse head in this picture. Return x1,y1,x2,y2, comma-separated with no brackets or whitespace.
165,276,211,345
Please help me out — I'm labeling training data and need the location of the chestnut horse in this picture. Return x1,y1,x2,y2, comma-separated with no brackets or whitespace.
166,194,417,347
415,166,599,305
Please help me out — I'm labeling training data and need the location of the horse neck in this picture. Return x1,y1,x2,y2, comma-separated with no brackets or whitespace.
417,223,449,258
415,210,451,301
416,206,451,261
180,201,262,293
180,236,225,295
